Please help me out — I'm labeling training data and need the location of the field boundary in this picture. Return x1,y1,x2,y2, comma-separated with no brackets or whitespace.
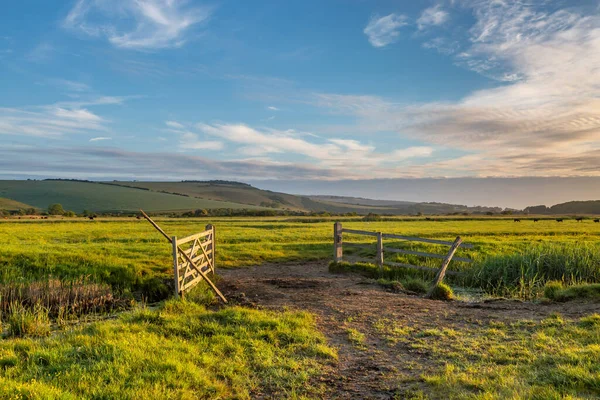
333,222,472,277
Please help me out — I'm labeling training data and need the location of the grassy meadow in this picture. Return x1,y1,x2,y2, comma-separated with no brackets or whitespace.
1,217,600,299
0,216,599,398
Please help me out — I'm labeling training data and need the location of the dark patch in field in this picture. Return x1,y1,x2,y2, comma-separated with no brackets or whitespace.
263,278,330,289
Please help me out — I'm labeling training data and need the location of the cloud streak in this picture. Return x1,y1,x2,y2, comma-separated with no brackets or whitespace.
364,14,408,48
63,0,212,49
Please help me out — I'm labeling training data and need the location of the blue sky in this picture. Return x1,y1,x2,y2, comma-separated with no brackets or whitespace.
2,0,600,206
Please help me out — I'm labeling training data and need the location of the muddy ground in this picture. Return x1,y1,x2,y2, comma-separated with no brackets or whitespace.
219,262,599,399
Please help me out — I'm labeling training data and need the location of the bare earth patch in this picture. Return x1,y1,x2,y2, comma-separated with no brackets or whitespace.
219,262,599,399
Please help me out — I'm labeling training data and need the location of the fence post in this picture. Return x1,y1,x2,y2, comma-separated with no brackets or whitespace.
206,224,215,274
427,236,462,298
334,222,343,262
172,236,180,298
376,232,383,270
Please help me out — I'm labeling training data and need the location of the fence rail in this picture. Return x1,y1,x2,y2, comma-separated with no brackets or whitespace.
334,222,472,280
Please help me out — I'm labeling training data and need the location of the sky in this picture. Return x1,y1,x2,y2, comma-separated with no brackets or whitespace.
1,0,600,208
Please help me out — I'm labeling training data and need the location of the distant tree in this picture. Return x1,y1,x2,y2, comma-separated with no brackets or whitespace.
48,203,65,215
194,209,209,217
63,210,76,217
486,211,494,216
17,208,26,216
82,209,90,217
26,208,37,215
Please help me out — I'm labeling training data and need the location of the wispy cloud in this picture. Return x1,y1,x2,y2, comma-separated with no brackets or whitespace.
63,0,212,50
47,79,91,92
364,14,408,48
267,106,279,111
196,122,433,177
417,5,449,30
310,2,600,178
89,136,111,142
164,121,224,151
26,42,55,63
0,95,132,139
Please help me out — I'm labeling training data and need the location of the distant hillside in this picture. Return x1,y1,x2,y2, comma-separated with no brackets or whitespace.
524,201,600,215
0,197,37,211
0,181,266,213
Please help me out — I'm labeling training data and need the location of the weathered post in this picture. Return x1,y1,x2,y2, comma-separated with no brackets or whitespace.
376,232,383,270
172,236,180,298
206,224,215,274
427,236,462,298
334,222,343,262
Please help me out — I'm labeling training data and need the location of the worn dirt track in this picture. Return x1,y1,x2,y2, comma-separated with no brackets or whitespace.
219,262,599,399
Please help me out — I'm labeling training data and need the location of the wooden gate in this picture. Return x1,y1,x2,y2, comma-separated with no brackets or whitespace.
172,225,215,297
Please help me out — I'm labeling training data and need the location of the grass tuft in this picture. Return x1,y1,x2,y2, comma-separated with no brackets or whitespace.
6,302,51,337
428,283,454,301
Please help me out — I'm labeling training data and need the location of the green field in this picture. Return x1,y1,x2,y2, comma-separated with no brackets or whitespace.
0,217,599,398
0,181,265,213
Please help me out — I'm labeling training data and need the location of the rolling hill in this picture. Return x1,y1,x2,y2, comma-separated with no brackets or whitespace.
0,197,37,211
0,180,266,213
0,179,509,215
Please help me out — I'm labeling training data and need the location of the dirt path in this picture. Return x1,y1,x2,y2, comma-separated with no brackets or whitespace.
219,262,598,399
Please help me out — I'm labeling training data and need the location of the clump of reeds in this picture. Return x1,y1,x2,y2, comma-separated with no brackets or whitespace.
469,243,600,299
0,277,131,319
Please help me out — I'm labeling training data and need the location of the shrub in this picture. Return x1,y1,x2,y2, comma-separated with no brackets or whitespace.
7,303,51,337
47,203,64,215
428,283,454,301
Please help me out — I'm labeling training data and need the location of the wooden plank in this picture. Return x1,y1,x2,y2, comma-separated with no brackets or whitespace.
206,224,215,274
382,233,473,248
383,247,472,263
177,230,212,246
172,236,180,298
183,246,212,259
342,228,379,237
386,261,460,276
428,237,463,297
344,242,373,249
179,259,209,276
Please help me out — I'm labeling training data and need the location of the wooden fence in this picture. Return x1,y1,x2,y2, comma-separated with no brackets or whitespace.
333,222,473,278
172,224,215,297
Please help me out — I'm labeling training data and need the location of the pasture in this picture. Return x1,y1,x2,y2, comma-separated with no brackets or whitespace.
0,217,599,398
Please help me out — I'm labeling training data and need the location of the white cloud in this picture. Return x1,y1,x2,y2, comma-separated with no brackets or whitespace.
311,2,600,178
364,14,408,48
165,120,185,129
267,106,279,111
89,136,112,142
196,123,432,175
63,0,212,50
417,5,449,30
0,105,107,138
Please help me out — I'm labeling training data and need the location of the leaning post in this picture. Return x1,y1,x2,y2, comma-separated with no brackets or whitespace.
427,236,463,298
206,224,215,274
172,236,180,298
334,222,343,262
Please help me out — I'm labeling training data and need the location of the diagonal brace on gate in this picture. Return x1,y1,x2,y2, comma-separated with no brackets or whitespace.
140,210,227,303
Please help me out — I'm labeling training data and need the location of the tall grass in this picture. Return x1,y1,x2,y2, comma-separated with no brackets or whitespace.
469,243,600,299
0,278,130,319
